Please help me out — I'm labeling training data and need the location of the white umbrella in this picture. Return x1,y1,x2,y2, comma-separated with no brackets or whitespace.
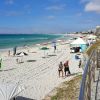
0,83,23,100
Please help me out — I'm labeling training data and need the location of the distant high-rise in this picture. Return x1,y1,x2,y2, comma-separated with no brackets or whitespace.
95,26,100,36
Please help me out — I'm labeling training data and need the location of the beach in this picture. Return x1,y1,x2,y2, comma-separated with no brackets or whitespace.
0,38,83,100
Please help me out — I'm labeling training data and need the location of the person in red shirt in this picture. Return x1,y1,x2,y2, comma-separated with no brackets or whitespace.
64,60,71,76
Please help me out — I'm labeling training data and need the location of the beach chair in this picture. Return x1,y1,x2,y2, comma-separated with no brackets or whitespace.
0,82,24,100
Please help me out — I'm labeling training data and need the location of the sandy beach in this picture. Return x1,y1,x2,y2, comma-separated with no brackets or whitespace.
0,41,83,100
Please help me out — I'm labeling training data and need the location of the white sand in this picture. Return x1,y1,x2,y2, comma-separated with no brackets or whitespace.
0,42,83,100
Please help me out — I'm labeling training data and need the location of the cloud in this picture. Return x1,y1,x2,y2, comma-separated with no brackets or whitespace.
0,10,23,17
5,0,14,5
81,19,93,24
6,11,23,16
24,5,32,14
80,0,90,3
0,27,34,34
76,13,82,16
45,4,66,11
83,0,100,13
47,15,55,20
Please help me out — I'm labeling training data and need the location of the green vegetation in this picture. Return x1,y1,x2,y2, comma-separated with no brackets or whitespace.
51,75,82,100
49,75,82,100
86,40,100,56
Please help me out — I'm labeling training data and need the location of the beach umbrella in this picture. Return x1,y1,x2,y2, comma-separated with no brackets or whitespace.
0,83,23,100
52,40,57,52
40,47,49,58
16,52,28,62
52,40,56,44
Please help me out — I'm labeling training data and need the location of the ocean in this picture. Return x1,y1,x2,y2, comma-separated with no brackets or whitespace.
0,34,64,49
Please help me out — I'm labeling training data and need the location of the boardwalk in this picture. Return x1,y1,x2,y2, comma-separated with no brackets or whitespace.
94,49,100,100
91,49,100,100
91,69,100,100
79,49,100,100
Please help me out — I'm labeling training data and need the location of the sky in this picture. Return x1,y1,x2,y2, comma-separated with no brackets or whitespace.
0,0,100,34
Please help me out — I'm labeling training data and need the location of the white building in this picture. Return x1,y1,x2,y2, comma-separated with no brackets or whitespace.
96,26,100,36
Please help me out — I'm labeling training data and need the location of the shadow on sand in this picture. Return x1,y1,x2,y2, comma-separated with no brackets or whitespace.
16,96,35,100
0,68,16,72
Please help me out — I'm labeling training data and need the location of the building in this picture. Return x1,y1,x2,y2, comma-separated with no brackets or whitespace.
95,26,100,37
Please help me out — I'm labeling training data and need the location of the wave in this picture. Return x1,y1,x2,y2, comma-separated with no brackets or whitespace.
0,34,61,49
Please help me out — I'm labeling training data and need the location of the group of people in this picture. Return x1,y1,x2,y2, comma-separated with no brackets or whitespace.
58,60,71,77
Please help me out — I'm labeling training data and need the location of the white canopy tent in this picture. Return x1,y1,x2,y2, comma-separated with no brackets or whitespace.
70,38,87,52
70,38,86,45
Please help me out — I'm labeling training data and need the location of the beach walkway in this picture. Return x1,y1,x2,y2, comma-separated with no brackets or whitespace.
79,49,100,100
91,50,100,100
91,69,100,100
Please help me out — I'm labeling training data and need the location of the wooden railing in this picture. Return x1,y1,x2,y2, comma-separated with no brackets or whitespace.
79,50,97,100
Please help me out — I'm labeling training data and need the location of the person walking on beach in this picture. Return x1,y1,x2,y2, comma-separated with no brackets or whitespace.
58,62,63,77
64,60,71,76
13,46,17,56
8,50,10,56
0,58,2,69
79,59,82,68
52,41,57,53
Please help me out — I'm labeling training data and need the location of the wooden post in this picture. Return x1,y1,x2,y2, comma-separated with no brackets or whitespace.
97,49,100,68
88,64,91,100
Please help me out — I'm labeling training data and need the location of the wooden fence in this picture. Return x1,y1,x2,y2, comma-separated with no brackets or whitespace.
79,50,97,100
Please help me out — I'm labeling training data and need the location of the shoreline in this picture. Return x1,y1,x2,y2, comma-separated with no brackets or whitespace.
0,33,63,50
0,35,71,54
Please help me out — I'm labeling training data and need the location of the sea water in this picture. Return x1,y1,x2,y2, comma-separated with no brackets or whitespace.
0,34,63,49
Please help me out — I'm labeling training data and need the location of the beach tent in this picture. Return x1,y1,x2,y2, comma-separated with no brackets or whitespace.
70,38,87,52
0,82,23,100
16,52,28,56
16,52,28,63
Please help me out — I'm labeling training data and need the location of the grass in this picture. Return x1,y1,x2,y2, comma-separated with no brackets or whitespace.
44,75,82,100
51,75,82,100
